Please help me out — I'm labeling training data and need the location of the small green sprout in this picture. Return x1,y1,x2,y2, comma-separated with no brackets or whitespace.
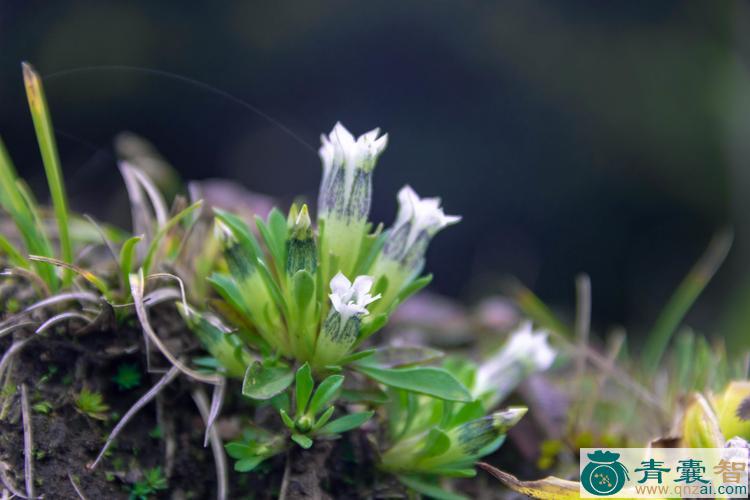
32,401,53,415
279,363,373,449
112,363,142,391
74,388,110,420
38,365,58,385
129,467,168,500
225,428,286,473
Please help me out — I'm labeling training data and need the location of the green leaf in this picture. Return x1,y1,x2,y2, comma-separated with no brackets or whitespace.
340,387,389,404
363,346,444,368
255,209,287,275
392,274,433,309
225,442,254,459
235,456,265,472
23,62,73,287
118,235,142,291
431,468,477,478
417,428,451,459
397,475,468,500
307,374,344,416
295,363,314,414
449,400,485,428
0,138,57,288
291,434,313,449
279,409,295,429
254,257,289,316
318,411,374,435
0,233,28,268
312,406,335,431
292,270,315,311
242,362,294,400
208,273,254,320
355,365,472,403
357,313,389,343
214,209,264,260
642,229,732,373
337,349,376,366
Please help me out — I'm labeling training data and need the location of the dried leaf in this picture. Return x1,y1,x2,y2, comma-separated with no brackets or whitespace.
478,463,580,499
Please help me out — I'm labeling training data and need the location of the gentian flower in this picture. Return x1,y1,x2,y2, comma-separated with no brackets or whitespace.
313,272,381,366
371,185,460,312
473,322,556,408
318,123,388,277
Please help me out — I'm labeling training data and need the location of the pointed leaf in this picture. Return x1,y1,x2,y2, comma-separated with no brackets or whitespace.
235,456,265,472
319,411,374,435
292,270,315,311
291,434,313,449
417,428,451,458
355,365,471,402
242,362,294,400
295,363,314,414
308,374,344,416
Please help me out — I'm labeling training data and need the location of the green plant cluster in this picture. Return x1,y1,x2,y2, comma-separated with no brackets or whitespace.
0,65,557,499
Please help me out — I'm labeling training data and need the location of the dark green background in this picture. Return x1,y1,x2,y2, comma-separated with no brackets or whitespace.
1,1,748,343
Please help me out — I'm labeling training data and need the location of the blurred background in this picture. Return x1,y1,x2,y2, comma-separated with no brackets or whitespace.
1,1,749,346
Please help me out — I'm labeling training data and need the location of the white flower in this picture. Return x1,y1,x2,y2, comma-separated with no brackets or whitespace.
474,322,556,406
382,185,461,266
318,122,388,219
319,122,388,178
328,272,381,321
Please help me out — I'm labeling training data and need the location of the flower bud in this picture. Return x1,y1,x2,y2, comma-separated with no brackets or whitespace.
176,303,254,379
715,381,750,441
448,408,528,458
381,407,526,474
286,204,317,275
318,123,388,276
313,272,380,367
214,219,288,355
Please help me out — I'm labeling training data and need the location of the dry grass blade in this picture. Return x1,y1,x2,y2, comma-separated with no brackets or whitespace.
0,461,29,499
89,365,180,470
192,388,228,500
21,291,100,314
125,162,168,228
146,273,189,314
204,378,226,447
20,384,34,499
0,337,34,382
28,255,109,297
82,214,118,265
67,471,87,500
130,269,222,385
478,462,580,499
0,321,35,340
119,162,153,252
35,312,92,335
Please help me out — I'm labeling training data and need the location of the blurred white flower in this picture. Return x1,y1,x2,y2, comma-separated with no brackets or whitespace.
329,272,381,321
474,322,556,408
